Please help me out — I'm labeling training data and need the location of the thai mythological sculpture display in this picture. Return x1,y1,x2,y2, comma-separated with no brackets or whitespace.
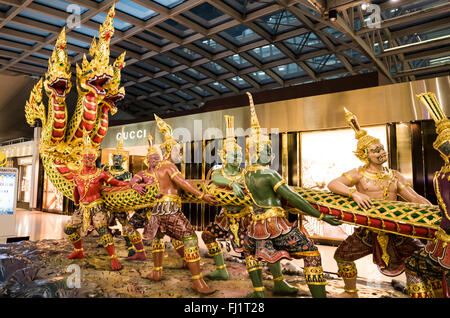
24,4,126,202
327,108,432,297
25,1,441,244
24,4,144,269
405,93,450,298
23,2,445,298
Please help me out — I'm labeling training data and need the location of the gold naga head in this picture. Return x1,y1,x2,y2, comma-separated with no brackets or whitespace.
219,115,242,165
417,92,450,164
76,4,116,98
247,92,271,164
102,51,126,115
344,107,381,164
44,27,72,99
154,114,179,160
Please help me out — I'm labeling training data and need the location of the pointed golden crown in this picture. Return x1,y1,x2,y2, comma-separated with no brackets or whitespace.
154,114,178,159
417,92,450,163
220,115,242,162
147,134,161,157
78,4,115,76
344,107,380,163
47,28,70,75
144,134,161,167
113,127,127,158
247,92,270,159
80,128,100,158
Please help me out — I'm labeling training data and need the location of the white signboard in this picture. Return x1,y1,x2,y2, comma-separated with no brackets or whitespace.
0,167,18,238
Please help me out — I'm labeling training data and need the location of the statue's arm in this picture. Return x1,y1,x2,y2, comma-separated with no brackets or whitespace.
328,169,372,210
270,171,342,226
211,171,230,187
103,171,129,187
327,169,360,197
396,172,432,205
212,170,245,198
130,173,143,186
128,172,147,195
269,172,321,218
168,164,203,196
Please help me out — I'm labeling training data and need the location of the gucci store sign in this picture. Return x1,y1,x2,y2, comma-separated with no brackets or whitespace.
101,122,157,149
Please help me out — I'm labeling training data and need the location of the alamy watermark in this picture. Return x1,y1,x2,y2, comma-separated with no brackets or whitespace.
66,4,81,29
116,121,282,170
66,264,81,289
364,4,381,29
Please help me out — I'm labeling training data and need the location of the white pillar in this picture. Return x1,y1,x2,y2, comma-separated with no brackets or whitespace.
29,127,41,210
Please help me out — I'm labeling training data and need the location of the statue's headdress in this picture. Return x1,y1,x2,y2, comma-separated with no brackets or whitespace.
247,92,271,162
112,127,127,161
79,128,100,159
344,107,380,163
154,114,178,160
417,92,450,163
147,134,161,156
144,134,161,167
219,115,242,163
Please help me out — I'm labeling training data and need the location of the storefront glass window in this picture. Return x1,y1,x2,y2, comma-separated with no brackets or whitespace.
19,164,32,203
42,173,64,213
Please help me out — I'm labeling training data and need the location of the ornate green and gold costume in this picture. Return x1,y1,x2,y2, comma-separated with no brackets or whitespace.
405,93,450,298
236,92,341,298
102,128,137,257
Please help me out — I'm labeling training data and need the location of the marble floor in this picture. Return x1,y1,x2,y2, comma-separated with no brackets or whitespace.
8,208,406,284
13,208,71,241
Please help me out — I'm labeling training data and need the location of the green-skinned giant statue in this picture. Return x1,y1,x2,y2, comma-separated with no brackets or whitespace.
236,93,341,298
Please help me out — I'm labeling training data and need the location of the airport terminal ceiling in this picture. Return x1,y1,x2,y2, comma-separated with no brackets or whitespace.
0,0,449,120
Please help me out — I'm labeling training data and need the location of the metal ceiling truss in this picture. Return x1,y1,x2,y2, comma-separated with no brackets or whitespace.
0,0,448,116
